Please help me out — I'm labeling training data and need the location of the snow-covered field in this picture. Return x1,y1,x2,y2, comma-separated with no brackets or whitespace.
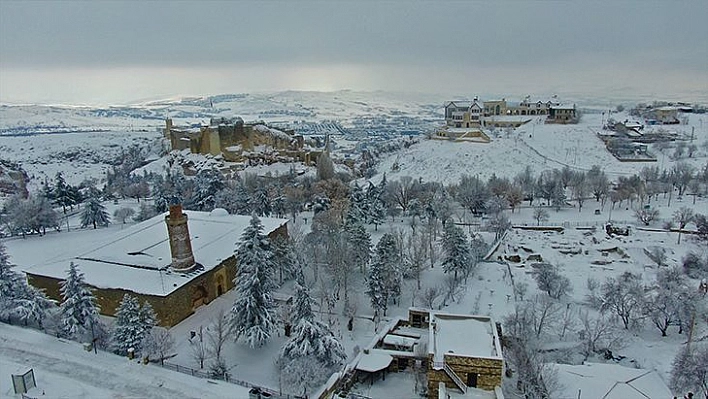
1,91,707,398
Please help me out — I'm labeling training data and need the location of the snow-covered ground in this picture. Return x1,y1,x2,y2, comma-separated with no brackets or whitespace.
0,323,249,398
1,91,707,398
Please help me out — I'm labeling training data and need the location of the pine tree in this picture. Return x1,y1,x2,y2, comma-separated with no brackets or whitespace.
187,168,224,211
111,294,143,355
366,182,386,230
344,218,371,274
347,183,368,224
366,233,400,316
81,196,110,229
442,223,472,280
281,282,346,367
59,262,100,339
272,235,298,285
0,242,52,325
249,188,272,217
139,301,157,335
54,172,75,214
230,214,276,348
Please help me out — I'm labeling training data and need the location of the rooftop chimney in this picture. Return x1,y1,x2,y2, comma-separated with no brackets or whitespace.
165,204,196,272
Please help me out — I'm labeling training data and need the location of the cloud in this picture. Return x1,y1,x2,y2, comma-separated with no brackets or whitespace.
1,1,706,104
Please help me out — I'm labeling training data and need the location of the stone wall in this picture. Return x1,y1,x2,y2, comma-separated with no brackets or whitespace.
25,224,285,327
26,259,236,327
426,353,503,397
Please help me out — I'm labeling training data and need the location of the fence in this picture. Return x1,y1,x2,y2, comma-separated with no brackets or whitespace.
154,361,303,399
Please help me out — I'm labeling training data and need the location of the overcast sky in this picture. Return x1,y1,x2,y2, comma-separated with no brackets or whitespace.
1,0,706,105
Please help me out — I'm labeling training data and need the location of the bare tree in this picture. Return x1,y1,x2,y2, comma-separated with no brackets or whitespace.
596,272,646,329
634,207,660,226
533,206,549,226
578,310,623,359
141,327,175,365
674,206,695,244
206,309,231,367
532,264,573,300
421,285,441,309
670,345,708,398
406,230,429,290
189,326,209,369
113,207,135,224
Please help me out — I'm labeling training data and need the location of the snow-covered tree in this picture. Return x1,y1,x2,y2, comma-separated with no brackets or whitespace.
111,294,143,355
111,294,156,355
455,174,490,216
113,207,136,224
594,272,645,329
673,206,695,244
249,187,272,217
80,196,110,229
670,345,708,398
186,168,224,211
141,327,174,364
0,242,53,326
344,218,371,274
366,233,400,316
59,262,100,340
281,282,346,367
441,223,471,280
316,151,335,181
272,235,298,285
532,264,573,300
54,172,77,213
366,181,386,230
533,206,549,226
230,214,276,348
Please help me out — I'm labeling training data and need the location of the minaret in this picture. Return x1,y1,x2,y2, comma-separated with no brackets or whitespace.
165,204,196,272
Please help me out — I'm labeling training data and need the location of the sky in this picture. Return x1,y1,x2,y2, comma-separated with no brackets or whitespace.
0,0,707,105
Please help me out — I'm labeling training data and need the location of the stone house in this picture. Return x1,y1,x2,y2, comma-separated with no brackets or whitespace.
425,311,504,397
24,206,288,327
547,104,578,124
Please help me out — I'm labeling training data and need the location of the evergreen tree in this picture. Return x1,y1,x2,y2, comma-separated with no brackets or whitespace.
344,218,371,274
187,168,224,211
81,196,110,229
442,223,472,280
230,214,276,348
366,182,386,230
272,235,298,285
59,262,100,339
138,301,158,342
54,172,75,213
366,233,400,316
111,294,146,355
347,183,368,224
281,282,346,367
249,188,272,217
0,242,52,325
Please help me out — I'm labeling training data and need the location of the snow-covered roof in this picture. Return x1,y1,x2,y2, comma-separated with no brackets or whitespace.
383,334,418,348
552,362,673,399
355,351,393,372
23,210,288,296
551,104,575,110
429,313,502,361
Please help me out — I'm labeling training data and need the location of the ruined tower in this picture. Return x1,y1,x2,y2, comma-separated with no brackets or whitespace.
165,204,196,272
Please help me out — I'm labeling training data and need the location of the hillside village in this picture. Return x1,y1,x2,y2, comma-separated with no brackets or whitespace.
0,91,707,399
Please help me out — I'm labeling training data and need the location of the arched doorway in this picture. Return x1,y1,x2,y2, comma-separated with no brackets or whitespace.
215,274,224,297
191,284,209,310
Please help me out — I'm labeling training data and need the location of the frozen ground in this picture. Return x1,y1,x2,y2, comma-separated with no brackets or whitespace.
0,323,249,398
